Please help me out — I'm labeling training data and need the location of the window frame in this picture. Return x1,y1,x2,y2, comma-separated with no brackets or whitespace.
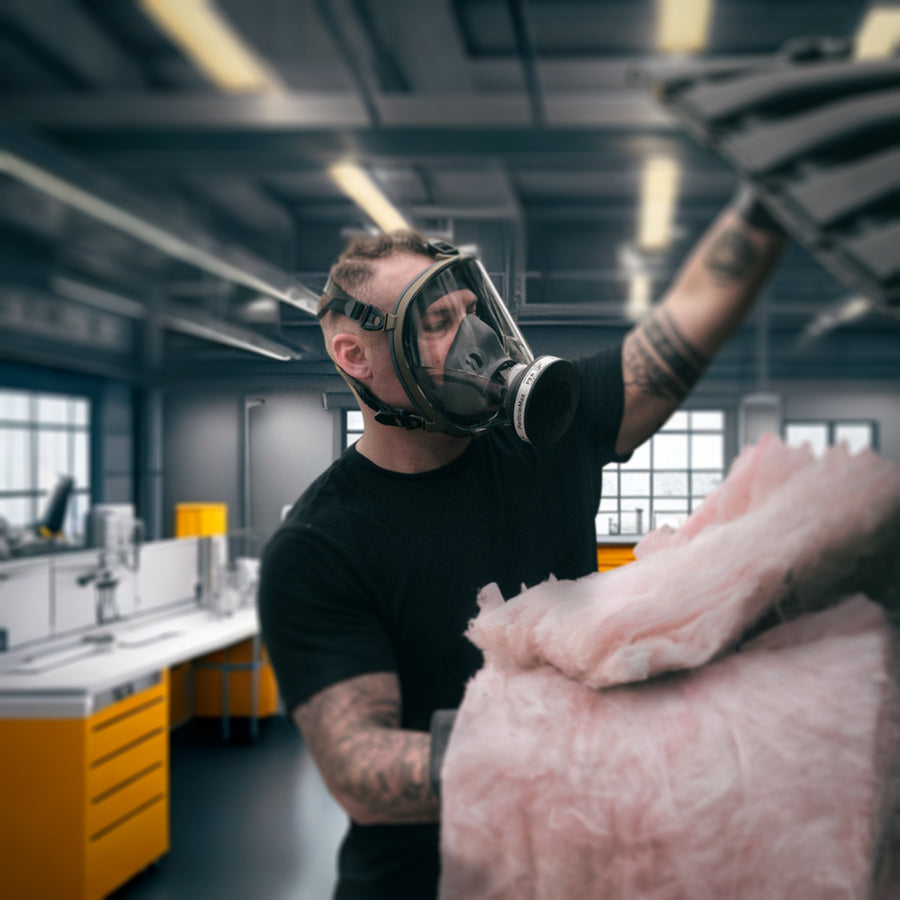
597,409,726,538
783,418,879,456
0,388,92,538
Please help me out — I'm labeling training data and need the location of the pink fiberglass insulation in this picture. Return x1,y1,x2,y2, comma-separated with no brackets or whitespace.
440,597,900,899
439,435,900,898
466,435,900,689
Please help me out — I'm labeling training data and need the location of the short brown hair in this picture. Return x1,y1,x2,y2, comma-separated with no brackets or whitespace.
317,229,440,316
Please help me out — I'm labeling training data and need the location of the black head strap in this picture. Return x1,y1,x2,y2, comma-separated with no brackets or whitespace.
318,277,388,331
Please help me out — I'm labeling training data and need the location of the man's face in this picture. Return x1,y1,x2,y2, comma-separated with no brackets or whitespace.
360,253,436,407
416,289,479,372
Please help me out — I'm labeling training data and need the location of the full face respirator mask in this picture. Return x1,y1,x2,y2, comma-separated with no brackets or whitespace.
319,240,580,446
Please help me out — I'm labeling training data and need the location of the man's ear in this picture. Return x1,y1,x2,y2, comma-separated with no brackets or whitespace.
332,333,371,380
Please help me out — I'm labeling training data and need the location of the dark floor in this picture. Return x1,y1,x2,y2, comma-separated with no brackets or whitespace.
110,716,346,900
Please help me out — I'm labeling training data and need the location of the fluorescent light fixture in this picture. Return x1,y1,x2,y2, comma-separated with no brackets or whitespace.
328,162,412,233
854,6,900,58
656,0,714,53
626,273,653,322
638,156,681,250
796,295,873,349
162,308,299,360
139,0,285,94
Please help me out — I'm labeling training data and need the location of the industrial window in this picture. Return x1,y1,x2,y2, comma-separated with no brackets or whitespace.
0,389,91,538
784,419,877,457
344,409,364,449
597,410,725,538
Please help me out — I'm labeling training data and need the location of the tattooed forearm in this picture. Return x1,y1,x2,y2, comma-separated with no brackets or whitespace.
294,672,438,825
623,308,709,402
704,228,759,285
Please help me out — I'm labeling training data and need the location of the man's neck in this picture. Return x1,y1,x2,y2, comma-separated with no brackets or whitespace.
355,425,472,474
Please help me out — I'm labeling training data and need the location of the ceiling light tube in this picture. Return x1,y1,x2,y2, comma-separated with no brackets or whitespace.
627,273,653,322
139,0,285,94
638,156,681,250
854,6,900,59
328,162,412,233
657,0,714,54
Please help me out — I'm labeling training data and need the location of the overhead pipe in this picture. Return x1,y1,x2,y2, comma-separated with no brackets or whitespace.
0,124,321,315
508,0,545,128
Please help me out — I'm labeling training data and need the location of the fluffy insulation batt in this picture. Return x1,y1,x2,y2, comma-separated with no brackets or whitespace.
438,435,900,899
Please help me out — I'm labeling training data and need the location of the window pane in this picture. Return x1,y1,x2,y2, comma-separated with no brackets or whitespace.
653,433,688,468
620,472,649,495
598,498,618,513
690,410,723,430
346,410,364,431
0,497,33,528
692,434,723,469
0,391,30,421
660,411,688,431
37,395,70,424
68,492,90,541
654,471,688,496
621,441,650,469
654,510,688,530
0,428,31,490
692,472,722,497
785,424,827,457
595,512,614,536
834,423,873,453
73,433,90,487
618,509,645,534
602,470,619,495
71,399,90,427
38,432,70,491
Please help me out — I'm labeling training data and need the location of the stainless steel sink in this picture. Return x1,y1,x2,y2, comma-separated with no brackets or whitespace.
4,622,186,674
9,641,116,675
116,628,182,649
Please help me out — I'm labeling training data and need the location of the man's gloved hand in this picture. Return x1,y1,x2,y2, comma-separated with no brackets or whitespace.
731,182,787,236
429,709,457,799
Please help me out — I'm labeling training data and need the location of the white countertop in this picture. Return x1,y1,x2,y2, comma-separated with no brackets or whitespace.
0,602,261,718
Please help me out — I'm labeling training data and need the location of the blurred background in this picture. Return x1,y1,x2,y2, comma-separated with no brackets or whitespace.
0,0,898,546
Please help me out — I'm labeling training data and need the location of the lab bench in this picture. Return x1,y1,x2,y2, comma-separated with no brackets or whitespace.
0,602,275,899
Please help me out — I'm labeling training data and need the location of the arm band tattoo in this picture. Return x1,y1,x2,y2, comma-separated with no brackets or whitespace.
625,309,709,401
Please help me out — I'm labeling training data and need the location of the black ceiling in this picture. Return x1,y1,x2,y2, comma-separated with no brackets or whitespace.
0,0,897,386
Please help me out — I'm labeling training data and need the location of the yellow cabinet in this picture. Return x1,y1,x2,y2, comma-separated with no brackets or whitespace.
596,543,636,572
0,674,170,899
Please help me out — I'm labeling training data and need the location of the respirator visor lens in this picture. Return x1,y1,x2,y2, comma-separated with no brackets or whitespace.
401,258,533,429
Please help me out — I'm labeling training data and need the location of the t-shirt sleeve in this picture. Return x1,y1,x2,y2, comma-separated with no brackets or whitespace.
258,525,398,715
575,342,632,464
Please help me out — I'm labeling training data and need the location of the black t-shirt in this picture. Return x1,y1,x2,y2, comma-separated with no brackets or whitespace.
258,344,628,899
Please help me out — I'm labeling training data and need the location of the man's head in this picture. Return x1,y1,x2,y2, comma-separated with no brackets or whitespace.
318,231,442,417
318,231,581,445
317,230,440,345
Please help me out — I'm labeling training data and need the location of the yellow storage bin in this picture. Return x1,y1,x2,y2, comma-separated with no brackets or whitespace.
175,502,227,537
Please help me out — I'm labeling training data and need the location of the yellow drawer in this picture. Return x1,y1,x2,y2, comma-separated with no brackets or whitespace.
87,794,168,899
87,691,167,764
87,763,167,837
87,729,168,799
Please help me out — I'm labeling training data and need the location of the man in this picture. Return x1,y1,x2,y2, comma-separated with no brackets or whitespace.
258,188,785,899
